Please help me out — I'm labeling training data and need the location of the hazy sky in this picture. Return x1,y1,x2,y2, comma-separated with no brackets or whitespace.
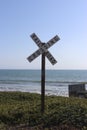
0,0,87,69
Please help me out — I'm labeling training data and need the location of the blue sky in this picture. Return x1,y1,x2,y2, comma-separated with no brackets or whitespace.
0,0,87,69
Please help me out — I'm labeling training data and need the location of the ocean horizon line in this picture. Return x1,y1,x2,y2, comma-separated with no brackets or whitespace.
0,69,87,71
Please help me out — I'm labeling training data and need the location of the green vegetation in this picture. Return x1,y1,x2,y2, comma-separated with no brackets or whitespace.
0,92,87,130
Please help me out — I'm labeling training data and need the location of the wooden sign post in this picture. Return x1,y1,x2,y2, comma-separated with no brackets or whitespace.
41,51,45,113
27,33,60,113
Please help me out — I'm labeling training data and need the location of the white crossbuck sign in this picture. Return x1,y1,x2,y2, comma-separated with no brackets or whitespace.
27,33,60,65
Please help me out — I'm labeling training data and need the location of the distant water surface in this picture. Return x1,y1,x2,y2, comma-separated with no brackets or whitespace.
0,69,87,97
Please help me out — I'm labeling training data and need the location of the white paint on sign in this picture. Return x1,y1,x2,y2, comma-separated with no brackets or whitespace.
27,33,60,65
46,35,60,48
31,33,60,50
46,51,57,65
27,48,44,62
30,33,42,47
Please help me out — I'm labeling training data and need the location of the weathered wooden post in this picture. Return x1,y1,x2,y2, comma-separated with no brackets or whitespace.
27,33,60,113
41,51,45,113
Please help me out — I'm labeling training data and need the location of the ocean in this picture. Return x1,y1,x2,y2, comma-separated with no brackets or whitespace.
0,69,87,97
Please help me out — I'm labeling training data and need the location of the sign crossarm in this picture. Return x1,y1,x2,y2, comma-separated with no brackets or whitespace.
45,51,57,65
27,33,60,64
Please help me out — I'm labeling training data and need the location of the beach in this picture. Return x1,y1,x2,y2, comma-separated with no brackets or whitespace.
0,69,87,97
0,70,87,129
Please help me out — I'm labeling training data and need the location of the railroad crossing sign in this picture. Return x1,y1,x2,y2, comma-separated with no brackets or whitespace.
27,33,60,113
27,33,60,65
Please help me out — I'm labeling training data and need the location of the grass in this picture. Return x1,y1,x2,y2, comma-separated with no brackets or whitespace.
0,91,87,130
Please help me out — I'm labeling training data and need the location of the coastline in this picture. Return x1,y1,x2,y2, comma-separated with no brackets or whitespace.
0,69,87,98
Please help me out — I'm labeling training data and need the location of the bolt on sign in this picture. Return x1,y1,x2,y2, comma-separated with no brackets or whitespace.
27,33,60,113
